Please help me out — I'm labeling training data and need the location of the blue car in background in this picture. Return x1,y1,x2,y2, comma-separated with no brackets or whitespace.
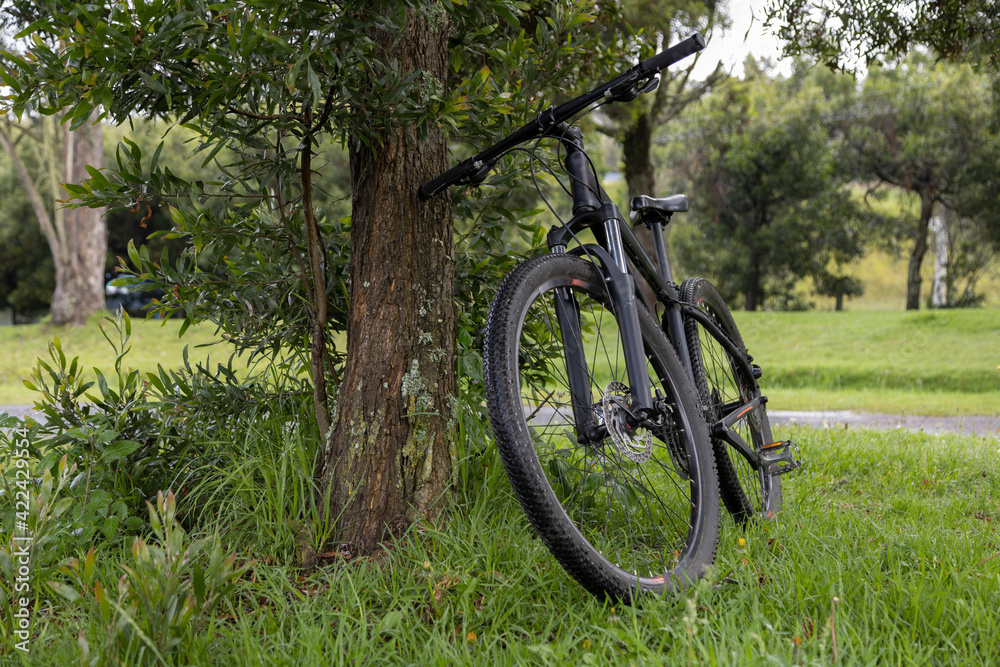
105,273,165,316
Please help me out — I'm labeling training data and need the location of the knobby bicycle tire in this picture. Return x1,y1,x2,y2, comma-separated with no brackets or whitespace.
680,277,781,523
484,254,720,602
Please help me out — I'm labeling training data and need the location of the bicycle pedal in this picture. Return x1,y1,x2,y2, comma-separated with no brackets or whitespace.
759,440,801,476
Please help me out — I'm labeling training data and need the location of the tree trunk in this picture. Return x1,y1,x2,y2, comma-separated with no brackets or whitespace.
744,227,761,311
906,195,934,310
743,275,760,311
320,6,455,554
52,118,108,325
622,113,662,304
0,116,107,326
930,209,948,308
622,112,655,201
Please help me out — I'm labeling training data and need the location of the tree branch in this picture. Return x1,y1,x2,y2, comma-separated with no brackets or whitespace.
0,120,60,261
300,106,335,446
4,120,43,144
309,82,340,134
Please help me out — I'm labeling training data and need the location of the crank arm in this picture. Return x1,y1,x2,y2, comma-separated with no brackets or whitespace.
710,396,765,469
710,396,801,478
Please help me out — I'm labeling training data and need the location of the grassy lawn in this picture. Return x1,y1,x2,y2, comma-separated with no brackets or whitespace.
9,425,1000,664
735,308,1000,416
3,305,999,664
0,312,247,405
3,307,997,416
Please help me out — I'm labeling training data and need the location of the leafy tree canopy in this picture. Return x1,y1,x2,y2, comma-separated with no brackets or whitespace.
837,53,1000,308
764,0,999,70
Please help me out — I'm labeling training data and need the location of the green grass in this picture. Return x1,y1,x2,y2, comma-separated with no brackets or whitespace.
2,307,997,417
11,425,1000,665
735,308,1000,416
0,312,246,405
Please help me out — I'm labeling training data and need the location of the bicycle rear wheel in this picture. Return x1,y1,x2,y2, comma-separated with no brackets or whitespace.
680,277,781,524
484,253,720,602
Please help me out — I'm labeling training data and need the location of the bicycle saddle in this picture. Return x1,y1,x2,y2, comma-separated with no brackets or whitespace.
630,194,689,214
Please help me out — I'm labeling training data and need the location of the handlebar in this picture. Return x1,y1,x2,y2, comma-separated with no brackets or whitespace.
419,32,706,200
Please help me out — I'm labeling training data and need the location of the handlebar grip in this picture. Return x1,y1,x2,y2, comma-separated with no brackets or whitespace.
638,32,706,75
418,158,477,199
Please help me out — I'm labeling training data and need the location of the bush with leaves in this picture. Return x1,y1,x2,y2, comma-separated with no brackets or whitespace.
16,309,311,549
49,490,251,664
0,451,76,650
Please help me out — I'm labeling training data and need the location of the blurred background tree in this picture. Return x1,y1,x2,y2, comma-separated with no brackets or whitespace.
669,60,870,310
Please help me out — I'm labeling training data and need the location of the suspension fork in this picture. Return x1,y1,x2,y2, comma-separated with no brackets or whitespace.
551,230,656,441
551,284,603,444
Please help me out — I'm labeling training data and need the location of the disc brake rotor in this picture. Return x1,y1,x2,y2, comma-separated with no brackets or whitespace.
600,381,651,463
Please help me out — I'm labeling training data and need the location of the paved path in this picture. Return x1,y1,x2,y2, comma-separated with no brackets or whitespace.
1,406,39,420
768,410,999,438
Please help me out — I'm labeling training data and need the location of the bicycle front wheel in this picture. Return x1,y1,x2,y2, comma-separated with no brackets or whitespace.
484,253,720,602
680,277,781,524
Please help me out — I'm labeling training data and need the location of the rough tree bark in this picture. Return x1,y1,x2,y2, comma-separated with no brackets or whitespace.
930,208,948,308
0,115,107,325
320,6,455,554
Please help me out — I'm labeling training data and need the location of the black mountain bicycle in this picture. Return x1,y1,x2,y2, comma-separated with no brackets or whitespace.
421,33,799,602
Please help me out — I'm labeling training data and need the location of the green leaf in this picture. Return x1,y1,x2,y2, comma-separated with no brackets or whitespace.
108,276,143,287
84,547,95,582
149,141,164,173
48,582,82,604
192,561,206,603
285,59,301,92
94,581,111,622
99,440,143,462
68,101,95,131
226,21,237,53
306,61,322,103
496,5,520,26
127,239,141,268
0,67,21,93
14,19,48,39
52,497,75,519
199,139,228,169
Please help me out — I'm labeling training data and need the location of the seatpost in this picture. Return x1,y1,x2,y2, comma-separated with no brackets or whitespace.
648,218,674,284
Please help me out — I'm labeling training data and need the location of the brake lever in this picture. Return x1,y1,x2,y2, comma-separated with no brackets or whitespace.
607,76,660,104
637,76,659,95
462,157,498,186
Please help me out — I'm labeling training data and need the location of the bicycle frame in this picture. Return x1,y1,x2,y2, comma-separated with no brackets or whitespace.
543,126,763,454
